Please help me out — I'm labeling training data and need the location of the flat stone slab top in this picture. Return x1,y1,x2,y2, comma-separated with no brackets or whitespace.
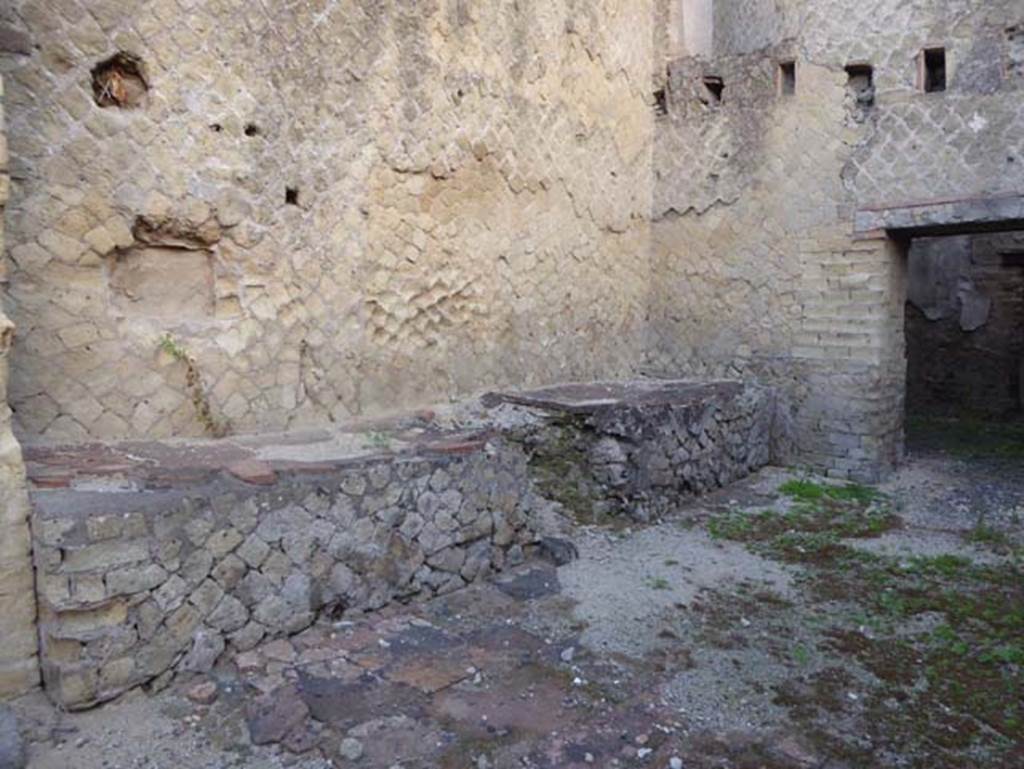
24,379,753,491
483,379,745,414
23,414,486,491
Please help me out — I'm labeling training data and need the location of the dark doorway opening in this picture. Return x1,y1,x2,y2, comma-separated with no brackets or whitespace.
904,230,1024,455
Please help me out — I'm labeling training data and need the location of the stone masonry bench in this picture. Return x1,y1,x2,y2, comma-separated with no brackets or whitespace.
24,380,776,709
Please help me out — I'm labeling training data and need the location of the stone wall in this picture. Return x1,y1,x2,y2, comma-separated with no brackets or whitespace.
27,379,775,709
650,0,1024,478
0,0,654,444
906,232,1024,419
489,380,775,522
0,73,40,700
6,0,1019,476
31,439,542,709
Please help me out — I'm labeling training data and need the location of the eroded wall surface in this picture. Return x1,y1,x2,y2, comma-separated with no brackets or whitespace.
0,0,654,444
652,0,1024,477
0,73,40,699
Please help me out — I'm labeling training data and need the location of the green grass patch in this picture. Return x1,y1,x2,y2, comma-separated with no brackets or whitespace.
718,475,1024,765
801,551,1024,760
708,478,899,559
906,554,973,578
779,479,880,504
647,577,671,590
792,644,812,667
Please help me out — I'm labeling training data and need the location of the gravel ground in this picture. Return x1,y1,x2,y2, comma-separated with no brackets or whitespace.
560,526,795,657
12,421,1024,769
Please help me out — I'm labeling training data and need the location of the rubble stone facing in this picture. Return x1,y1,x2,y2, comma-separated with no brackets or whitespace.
0,73,41,700
31,443,540,710
28,380,775,709
491,381,775,522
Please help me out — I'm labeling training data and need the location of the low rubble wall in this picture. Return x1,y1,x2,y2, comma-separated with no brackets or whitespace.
30,439,537,709
26,380,776,708
492,381,775,522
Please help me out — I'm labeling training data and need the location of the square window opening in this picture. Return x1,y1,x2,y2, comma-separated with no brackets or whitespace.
1008,26,1024,77
702,76,724,105
653,87,668,117
921,47,947,92
846,63,875,105
779,61,796,96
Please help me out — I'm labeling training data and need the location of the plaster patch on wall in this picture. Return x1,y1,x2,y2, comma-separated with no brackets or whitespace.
109,247,215,320
957,287,991,331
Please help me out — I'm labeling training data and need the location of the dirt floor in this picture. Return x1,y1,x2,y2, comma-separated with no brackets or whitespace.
13,417,1024,769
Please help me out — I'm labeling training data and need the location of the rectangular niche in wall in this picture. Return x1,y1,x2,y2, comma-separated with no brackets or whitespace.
702,76,724,105
1009,26,1024,78
920,47,947,92
845,63,875,106
653,87,669,117
109,247,215,319
778,61,796,96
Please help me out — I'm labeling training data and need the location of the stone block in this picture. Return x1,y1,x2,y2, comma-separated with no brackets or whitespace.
48,600,127,641
206,527,244,559
211,554,247,590
207,594,248,633
189,579,225,617
62,541,149,573
181,629,225,674
98,657,135,690
106,564,168,596
237,535,271,568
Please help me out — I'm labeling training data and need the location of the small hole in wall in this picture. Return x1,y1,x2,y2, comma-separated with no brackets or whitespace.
1008,26,1024,77
285,187,300,206
210,123,223,133
845,63,875,106
244,123,261,137
91,52,148,108
921,47,946,92
778,61,796,96
653,87,668,117
702,76,724,105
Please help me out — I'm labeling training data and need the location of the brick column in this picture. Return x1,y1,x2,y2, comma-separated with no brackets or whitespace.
792,228,907,480
0,74,40,699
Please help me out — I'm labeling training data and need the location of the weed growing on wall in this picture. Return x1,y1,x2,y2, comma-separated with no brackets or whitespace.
158,334,228,438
